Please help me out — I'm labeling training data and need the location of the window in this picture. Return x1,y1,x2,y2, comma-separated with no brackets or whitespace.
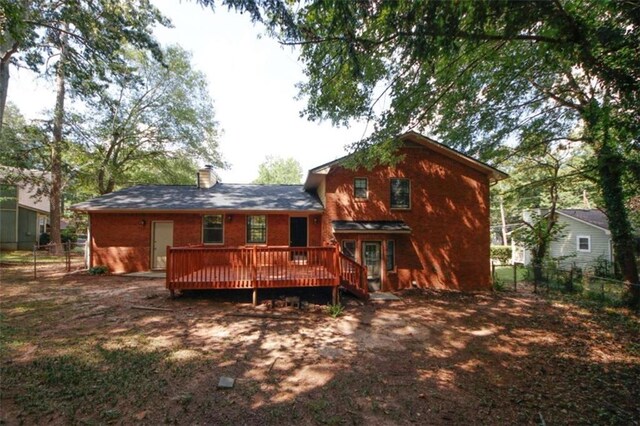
203,215,223,244
577,235,591,252
354,178,368,199
386,240,395,271
341,240,356,260
390,179,410,209
247,215,267,244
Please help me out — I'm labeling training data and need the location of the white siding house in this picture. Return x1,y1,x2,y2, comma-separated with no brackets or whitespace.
513,209,613,270
0,168,50,250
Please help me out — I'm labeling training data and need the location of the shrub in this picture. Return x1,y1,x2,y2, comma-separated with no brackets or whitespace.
61,228,78,245
89,266,108,275
490,245,512,264
493,278,506,292
38,232,51,246
326,303,344,318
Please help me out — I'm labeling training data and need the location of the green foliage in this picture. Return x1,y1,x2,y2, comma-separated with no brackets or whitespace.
326,303,344,318
61,228,77,245
0,104,46,169
491,142,598,229
492,278,506,292
88,266,108,275
2,0,168,98
213,0,640,298
490,246,512,264
253,156,302,184
69,45,224,195
38,232,50,246
513,212,566,267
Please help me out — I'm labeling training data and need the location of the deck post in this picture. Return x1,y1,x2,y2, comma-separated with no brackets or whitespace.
252,246,258,306
166,245,171,294
334,244,341,285
332,285,339,305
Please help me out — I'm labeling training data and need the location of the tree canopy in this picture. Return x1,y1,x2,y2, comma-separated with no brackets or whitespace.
253,156,302,184
70,45,224,195
0,0,169,128
198,0,639,301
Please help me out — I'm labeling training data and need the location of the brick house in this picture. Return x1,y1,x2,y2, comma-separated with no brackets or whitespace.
72,131,506,297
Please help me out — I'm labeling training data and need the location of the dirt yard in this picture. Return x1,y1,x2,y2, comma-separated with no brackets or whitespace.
1,264,639,425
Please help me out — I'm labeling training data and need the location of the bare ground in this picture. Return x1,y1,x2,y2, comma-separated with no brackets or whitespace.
1,264,639,425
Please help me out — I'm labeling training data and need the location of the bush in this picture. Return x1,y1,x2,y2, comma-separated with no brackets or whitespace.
491,245,512,264
61,228,78,245
88,266,108,275
326,303,344,318
38,230,77,247
38,232,51,246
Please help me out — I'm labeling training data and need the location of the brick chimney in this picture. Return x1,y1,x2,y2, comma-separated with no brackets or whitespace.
197,165,217,189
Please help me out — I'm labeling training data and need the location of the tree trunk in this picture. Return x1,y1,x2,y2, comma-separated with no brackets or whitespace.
0,42,19,130
595,129,640,306
50,30,68,255
586,99,640,307
500,197,508,245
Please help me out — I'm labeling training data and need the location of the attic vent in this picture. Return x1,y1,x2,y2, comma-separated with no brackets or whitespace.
197,165,217,189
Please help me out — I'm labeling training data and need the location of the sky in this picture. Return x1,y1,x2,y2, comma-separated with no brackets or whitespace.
6,1,372,184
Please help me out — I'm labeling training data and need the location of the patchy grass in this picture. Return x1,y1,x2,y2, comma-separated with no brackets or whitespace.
493,265,529,286
0,249,80,265
1,264,639,425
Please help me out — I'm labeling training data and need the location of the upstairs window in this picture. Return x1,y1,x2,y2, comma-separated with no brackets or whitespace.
247,215,267,244
203,215,223,244
390,178,410,209
354,178,368,199
577,235,591,252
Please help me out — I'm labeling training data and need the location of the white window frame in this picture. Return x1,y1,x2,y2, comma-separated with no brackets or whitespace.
354,177,368,200
202,214,224,245
576,235,591,252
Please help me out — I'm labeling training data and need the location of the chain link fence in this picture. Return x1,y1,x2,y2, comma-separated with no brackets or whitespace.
492,261,634,306
31,242,87,277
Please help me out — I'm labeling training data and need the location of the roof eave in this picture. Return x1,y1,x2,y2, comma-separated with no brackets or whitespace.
72,207,325,214
332,229,412,234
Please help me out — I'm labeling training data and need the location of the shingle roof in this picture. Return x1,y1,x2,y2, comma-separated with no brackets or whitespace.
332,220,412,233
71,184,324,212
558,209,609,231
304,131,508,189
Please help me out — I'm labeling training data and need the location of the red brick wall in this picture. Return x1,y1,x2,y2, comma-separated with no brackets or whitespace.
90,212,323,273
323,144,491,291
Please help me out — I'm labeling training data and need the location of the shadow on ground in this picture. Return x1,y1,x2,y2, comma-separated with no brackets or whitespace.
1,265,639,425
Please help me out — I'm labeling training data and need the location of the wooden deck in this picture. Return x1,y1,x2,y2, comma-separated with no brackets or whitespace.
166,245,369,303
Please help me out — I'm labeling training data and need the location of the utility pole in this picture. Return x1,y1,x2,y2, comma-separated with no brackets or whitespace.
500,197,508,245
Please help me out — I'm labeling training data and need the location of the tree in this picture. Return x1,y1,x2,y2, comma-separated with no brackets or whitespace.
253,156,302,184
69,46,224,195
0,103,43,169
201,0,640,304
0,0,168,131
3,0,168,252
503,138,592,283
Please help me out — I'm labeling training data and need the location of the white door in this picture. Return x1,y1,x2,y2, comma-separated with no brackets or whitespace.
152,222,173,269
363,241,382,292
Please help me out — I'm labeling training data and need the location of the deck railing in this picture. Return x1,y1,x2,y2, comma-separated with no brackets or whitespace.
166,245,369,302
166,246,340,290
338,253,369,300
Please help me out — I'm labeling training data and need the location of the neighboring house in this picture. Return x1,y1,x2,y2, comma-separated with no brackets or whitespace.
0,168,50,250
71,131,507,293
512,209,613,270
